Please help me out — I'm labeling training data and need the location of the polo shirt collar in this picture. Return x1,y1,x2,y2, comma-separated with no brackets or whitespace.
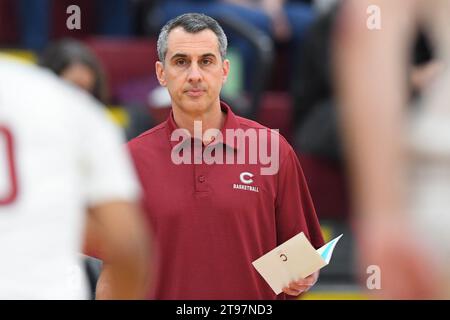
165,101,240,151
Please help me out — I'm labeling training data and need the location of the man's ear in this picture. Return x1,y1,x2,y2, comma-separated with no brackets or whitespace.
155,61,167,86
222,59,230,84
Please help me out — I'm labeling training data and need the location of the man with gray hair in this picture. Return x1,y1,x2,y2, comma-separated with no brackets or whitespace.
127,13,324,299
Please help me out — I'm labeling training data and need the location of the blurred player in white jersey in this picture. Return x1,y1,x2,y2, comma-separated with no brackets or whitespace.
0,56,151,299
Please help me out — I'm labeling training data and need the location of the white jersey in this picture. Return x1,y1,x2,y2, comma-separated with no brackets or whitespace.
0,57,140,299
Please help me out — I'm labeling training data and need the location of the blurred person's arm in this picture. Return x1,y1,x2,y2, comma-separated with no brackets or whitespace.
333,0,441,298
74,90,153,299
334,0,417,220
85,201,151,299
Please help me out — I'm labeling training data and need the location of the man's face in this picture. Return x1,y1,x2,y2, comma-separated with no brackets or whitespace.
156,27,229,116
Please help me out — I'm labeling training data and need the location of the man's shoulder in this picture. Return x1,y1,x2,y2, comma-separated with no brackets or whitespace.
235,115,291,147
128,121,167,147
235,115,298,168
235,115,267,131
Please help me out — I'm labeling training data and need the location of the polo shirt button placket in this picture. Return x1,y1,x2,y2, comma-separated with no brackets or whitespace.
195,171,209,193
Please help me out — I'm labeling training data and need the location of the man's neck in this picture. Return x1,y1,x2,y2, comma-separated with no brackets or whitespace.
172,102,226,143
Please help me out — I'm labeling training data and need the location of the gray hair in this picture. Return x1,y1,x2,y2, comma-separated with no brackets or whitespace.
157,13,228,63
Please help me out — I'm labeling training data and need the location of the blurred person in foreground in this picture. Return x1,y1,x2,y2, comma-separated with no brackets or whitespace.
0,55,151,299
39,38,115,298
334,0,450,299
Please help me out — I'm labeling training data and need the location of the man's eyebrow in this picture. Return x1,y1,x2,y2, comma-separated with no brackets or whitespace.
170,53,188,60
170,53,218,60
201,53,217,59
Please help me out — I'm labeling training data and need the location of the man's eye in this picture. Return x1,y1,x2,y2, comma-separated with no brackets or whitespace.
201,59,212,65
176,59,187,66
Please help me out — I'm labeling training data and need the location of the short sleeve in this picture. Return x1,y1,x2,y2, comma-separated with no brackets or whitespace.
275,144,325,249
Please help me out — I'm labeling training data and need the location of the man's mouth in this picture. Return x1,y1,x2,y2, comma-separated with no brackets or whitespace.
185,88,206,97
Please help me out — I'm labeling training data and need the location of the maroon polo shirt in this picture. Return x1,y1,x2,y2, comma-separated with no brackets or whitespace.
128,102,324,300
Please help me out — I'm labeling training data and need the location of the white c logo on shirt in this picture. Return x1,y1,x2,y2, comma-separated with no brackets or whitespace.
240,172,254,185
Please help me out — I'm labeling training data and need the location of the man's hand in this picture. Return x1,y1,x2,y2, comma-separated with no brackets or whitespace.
282,271,319,296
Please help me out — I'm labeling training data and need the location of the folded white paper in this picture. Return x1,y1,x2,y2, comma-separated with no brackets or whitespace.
252,232,343,295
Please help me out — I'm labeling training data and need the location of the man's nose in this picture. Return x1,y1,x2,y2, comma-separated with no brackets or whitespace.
187,62,202,83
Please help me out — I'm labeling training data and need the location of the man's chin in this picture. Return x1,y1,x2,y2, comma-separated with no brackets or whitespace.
181,100,209,112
